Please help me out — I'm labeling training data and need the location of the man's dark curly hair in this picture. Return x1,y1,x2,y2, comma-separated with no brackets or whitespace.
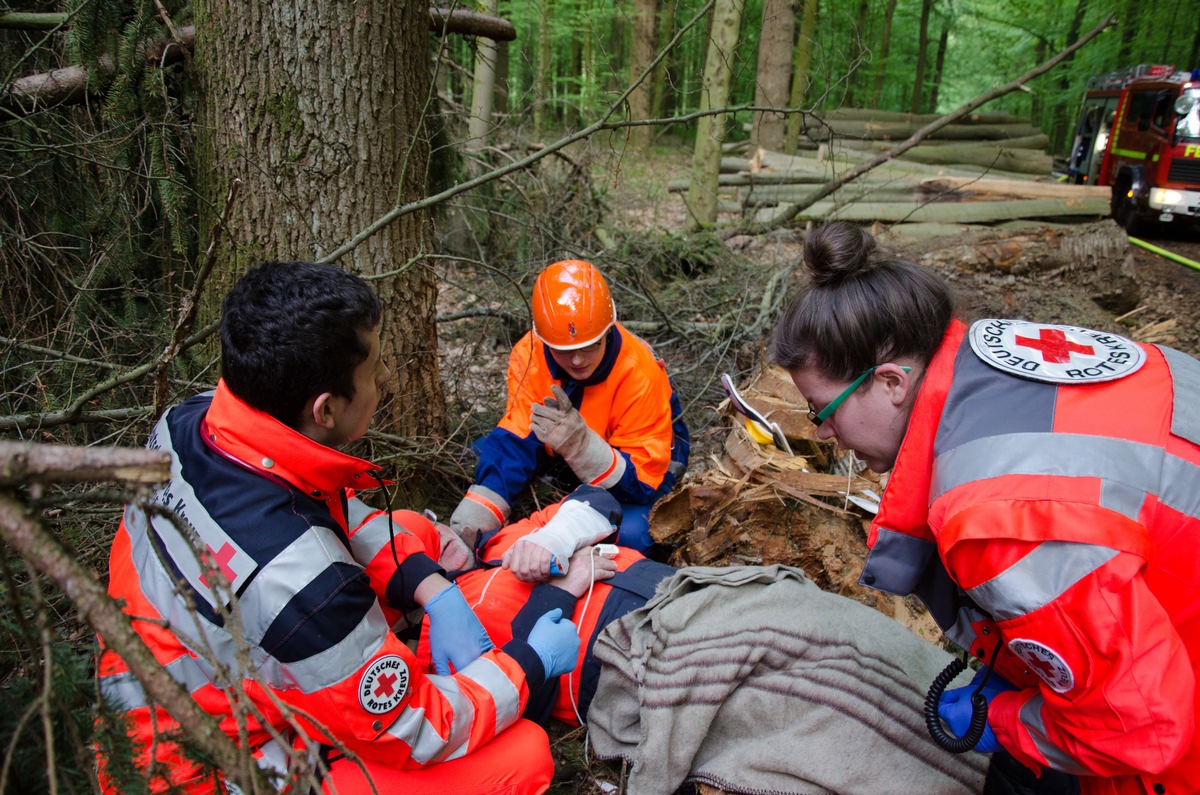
220,261,382,427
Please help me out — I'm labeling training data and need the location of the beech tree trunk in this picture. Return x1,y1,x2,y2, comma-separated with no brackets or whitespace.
910,0,934,114
750,0,796,152
628,0,657,153
784,0,816,154
468,0,501,166
193,0,445,437
685,0,745,229
535,1,553,137
870,0,898,108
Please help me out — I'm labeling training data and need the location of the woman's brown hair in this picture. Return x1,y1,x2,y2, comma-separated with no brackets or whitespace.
772,222,954,379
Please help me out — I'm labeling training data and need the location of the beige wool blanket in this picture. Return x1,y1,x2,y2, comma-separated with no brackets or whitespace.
587,565,988,795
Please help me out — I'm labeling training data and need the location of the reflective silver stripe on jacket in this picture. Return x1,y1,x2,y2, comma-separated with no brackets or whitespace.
966,541,1119,622
933,431,1200,525
1018,693,1090,775
126,503,389,693
347,501,414,565
98,653,215,711
383,655,521,765
1162,345,1200,446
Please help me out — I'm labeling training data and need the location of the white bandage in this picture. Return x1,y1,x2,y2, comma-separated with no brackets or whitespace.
519,499,615,575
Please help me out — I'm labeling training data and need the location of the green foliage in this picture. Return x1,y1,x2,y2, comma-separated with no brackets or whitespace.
0,563,100,795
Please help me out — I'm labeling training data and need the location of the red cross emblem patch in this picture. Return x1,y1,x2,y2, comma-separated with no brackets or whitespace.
969,319,1145,384
358,655,410,714
1008,638,1074,693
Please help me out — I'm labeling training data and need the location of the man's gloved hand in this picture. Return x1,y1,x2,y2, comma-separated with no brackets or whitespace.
449,485,509,548
436,522,475,572
937,668,1016,754
525,607,581,679
530,385,626,488
424,582,495,675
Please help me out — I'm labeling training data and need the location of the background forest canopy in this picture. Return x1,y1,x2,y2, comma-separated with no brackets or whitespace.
0,0,1199,791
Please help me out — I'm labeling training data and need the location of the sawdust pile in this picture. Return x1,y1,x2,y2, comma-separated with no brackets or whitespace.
650,365,942,646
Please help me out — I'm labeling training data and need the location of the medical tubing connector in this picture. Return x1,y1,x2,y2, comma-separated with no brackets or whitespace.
924,655,989,754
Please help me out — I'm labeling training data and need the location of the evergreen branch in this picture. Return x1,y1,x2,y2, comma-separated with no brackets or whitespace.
0,407,157,433
154,179,240,417
0,493,268,794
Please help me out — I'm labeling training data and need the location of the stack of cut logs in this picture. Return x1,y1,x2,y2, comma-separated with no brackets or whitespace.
669,108,1112,229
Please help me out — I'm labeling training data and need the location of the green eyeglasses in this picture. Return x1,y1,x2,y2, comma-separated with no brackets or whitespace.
807,365,911,427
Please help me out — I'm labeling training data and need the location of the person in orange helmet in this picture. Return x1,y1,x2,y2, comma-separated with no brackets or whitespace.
449,260,689,559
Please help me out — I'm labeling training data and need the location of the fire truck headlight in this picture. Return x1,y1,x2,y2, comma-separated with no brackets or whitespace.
1151,189,1183,207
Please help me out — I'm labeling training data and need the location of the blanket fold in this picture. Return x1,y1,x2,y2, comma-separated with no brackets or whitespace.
587,565,988,795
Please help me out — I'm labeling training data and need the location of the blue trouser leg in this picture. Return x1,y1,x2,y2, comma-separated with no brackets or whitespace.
616,502,653,553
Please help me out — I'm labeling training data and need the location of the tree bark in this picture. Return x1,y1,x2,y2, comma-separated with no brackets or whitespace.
535,0,554,137
467,0,500,167
650,3,676,123
685,0,746,228
750,0,796,152
1052,0,1091,152
869,0,898,108
0,442,170,486
193,0,445,438
928,17,950,112
783,0,816,154
909,0,935,114
628,0,658,153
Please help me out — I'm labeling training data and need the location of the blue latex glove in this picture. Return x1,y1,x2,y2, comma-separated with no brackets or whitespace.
525,608,581,679
425,582,494,676
937,667,1016,754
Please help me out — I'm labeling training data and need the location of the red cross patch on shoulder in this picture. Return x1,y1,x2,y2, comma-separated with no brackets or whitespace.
1008,638,1074,693
358,655,410,714
969,319,1146,384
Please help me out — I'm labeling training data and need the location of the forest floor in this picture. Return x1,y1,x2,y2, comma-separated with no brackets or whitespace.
437,140,1200,795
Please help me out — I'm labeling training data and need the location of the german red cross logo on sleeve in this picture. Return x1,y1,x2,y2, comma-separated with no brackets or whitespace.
969,319,1146,384
1008,638,1075,693
358,655,410,714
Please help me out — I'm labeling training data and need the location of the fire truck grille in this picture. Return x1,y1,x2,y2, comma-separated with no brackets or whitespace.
1167,159,1200,184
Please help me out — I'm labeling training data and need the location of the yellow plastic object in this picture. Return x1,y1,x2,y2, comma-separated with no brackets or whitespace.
745,418,774,445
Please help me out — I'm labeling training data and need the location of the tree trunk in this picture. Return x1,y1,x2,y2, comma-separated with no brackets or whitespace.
650,3,675,122
784,0,816,154
193,0,445,438
685,0,745,228
1052,0,1090,153
1117,0,1137,63
535,1,553,137
909,0,934,114
750,0,796,152
928,17,949,112
467,0,500,167
844,0,870,107
628,0,657,153
870,0,898,108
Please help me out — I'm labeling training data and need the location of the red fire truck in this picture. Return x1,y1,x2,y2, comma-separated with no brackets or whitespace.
1066,64,1200,233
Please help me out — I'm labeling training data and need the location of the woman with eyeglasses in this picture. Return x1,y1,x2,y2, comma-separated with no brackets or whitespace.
773,221,1200,795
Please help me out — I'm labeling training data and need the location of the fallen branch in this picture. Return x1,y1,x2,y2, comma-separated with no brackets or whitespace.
2,10,515,114
0,441,169,486
726,12,1116,238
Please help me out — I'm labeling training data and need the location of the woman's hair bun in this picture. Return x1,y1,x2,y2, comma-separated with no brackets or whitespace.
803,221,877,287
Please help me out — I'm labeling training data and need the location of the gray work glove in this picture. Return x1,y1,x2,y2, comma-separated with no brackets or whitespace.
529,385,626,488
448,484,509,548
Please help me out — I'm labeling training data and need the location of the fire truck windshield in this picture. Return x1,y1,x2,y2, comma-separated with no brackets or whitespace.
1176,88,1200,140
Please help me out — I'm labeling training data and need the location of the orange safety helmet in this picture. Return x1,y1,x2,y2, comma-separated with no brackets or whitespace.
531,260,617,350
